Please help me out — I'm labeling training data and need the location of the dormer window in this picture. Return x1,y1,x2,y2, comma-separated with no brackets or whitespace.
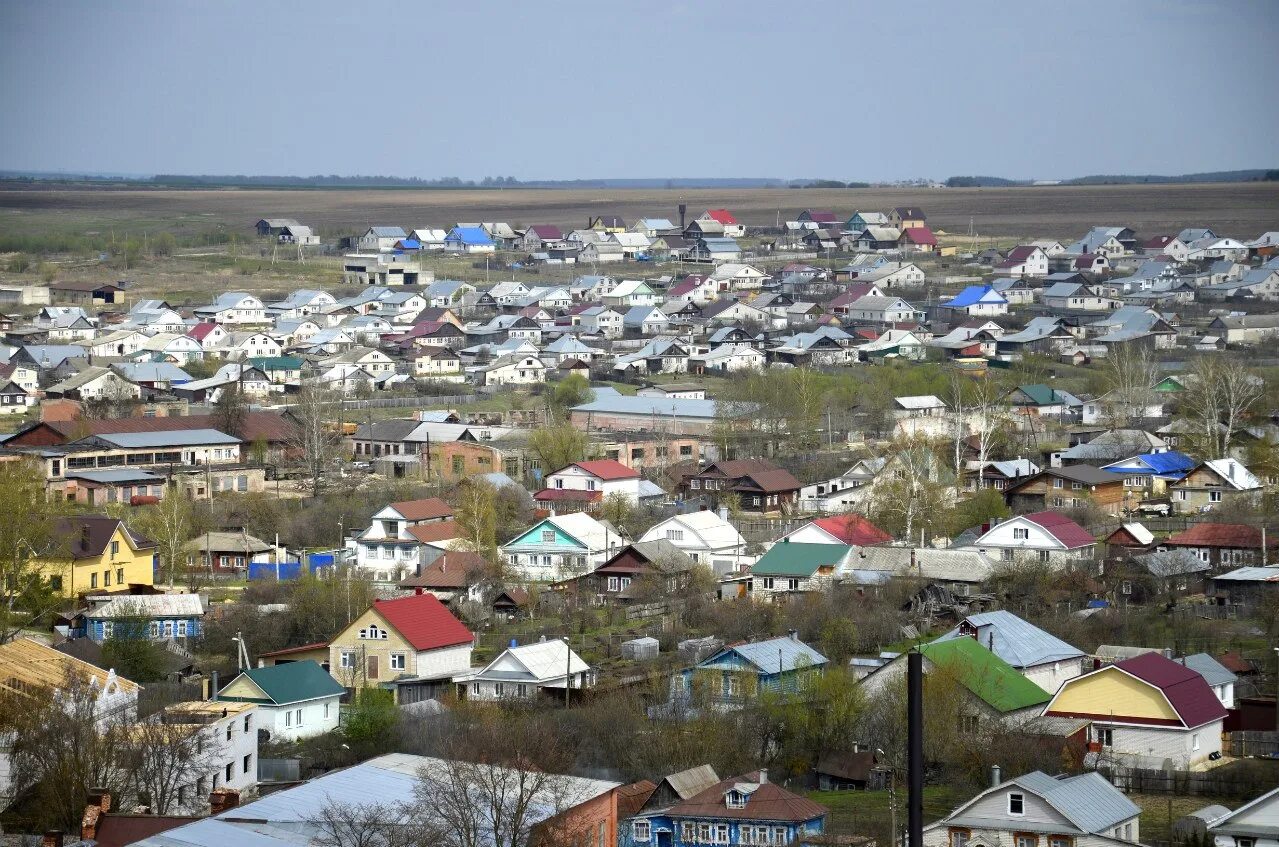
1008,792,1025,815
726,790,747,809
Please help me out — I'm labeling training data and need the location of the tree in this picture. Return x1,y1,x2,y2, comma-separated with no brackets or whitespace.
133,487,196,588
124,709,217,815
453,479,499,563
0,457,65,643
945,487,1011,537
1101,343,1160,427
288,380,343,496
598,491,639,537
869,434,951,542
1178,357,1262,458
548,374,593,420
151,231,177,257
819,617,860,665
527,422,590,474
101,610,172,683
213,381,249,439
343,688,399,759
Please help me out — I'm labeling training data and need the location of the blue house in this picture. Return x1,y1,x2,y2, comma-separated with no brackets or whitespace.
1102,450,1197,494
499,512,621,582
443,226,496,254
941,285,1009,316
84,594,205,642
619,765,827,847
680,634,827,706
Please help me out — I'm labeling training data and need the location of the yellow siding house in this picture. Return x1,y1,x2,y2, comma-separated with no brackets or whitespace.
39,515,157,596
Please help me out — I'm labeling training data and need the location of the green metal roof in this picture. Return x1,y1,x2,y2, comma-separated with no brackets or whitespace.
224,660,345,706
1016,384,1060,405
249,356,303,369
751,542,851,577
920,637,1052,713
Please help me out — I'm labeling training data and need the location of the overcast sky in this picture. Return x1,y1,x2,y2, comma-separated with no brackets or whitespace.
1,0,1276,182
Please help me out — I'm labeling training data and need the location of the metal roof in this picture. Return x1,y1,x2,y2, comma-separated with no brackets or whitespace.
88,594,204,619
92,429,239,448
714,635,829,676
951,771,1139,835
572,394,722,419
1180,653,1238,688
935,610,1084,669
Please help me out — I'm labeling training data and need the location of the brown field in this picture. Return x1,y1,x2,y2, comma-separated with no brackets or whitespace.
2,181,1278,242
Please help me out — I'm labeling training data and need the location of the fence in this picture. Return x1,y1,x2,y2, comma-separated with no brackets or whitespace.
257,758,302,783
1097,761,1279,800
1225,731,1279,758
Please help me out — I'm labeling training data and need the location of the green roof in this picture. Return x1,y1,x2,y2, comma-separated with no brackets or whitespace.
224,659,345,705
1016,384,1060,405
249,356,303,369
752,542,851,577
919,637,1051,713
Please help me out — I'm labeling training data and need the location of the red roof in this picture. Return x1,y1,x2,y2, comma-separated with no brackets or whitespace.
811,515,892,547
571,459,640,481
1165,523,1270,549
390,498,454,522
260,640,329,658
371,593,473,652
187,323,219,341
527,224,564,240
668,770,827,822
1217,651,1254,674
1074,253,1101,269
1001,245,1040,264
1022,511,1095,549
901,227,937,246
706,209,738,225
407,520,460,544
534,488,603,502
1144,235,1174,249
1115,652,1229,729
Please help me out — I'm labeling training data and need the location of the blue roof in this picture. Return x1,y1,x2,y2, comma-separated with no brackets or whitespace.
91,429,239,448
447,226,495,245
1105,450,1195,476
397,238,422,249
944,285,1006,308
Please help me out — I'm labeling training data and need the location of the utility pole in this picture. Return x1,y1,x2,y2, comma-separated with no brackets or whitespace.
563,636,572,709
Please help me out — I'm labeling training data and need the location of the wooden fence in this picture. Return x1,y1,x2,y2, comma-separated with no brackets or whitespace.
1097,761,1279,801
1225,731,1279,758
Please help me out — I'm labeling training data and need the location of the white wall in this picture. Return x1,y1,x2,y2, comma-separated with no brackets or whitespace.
261,696,341,742
414,643,473,677
1098,719,1223,767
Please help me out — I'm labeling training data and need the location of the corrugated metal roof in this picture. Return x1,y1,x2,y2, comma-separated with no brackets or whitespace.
88,594,204,619
935,610,1084,669
723,635,828,675
1015,771,1140,833
93,429,238,448
1181,653,1237,688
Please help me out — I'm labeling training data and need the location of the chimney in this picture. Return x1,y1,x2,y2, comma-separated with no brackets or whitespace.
788,629,799,642
42,831,64,847
679,204,687,230
87,788,112,814
757,768,768,784
209,788,240,815
414,587,424,596
1163,648,1173,659
209,670,219,700
990,764,1002,787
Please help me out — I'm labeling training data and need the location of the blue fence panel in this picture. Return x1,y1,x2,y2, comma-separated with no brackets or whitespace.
248,561,303,581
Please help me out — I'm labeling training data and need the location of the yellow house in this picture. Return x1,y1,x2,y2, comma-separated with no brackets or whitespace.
39,515,157,596
326,593,473,704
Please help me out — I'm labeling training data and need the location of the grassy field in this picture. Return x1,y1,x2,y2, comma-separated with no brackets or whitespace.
3,182,1278,245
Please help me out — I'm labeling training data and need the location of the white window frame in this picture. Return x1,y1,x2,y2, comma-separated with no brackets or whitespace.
1008,792,1025,816
632,820,651,841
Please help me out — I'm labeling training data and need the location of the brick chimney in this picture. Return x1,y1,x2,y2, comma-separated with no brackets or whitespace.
209,788,240,815
42,831,64,847
87,788,112,813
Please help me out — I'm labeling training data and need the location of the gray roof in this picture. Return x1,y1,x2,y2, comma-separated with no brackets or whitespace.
572,394,720,419
1014,771,1139,833
87,594,204,619
1181,653,1238,687
91,429,239,448
854,547,995,583
664,764,721,800
714,635,828,675
127,753,619,847
352,419,422,441
64,468,164,484
934,610,1084,669
367,226,407,238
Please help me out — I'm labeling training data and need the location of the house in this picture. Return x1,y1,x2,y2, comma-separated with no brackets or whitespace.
677,459,802,515
0,378,34,414
520,224,565,251
858,329,926,360
46,366,142,402
619,768,826,847
1005,384,1084,420
501,512,626,582
942,286,1009,316
130,753,621,847
710,263,769,292
1169,459,1261,514
475,353,548,387
633,218,678,237
84,593,204,643
193,292,268,325
327,592,474,702
341,252,428,286
690,237,742,262
48,279,125,306
570,391,722,435
35,514,157,596
1043,651,1228,767
1004,465,1126,515
923,771,1142,847
750,541,855,597
636,511,748,574
690,343,767,374
843,294,921,325
458,639,593,702
358,226,408,252
623,305,670,335
781,515,891,550
932,610,1085,693
1163,523,1273,570
890,207,927,229
1180,653,1237,709
216,660,345,742
854,226,903,252
184,531,274,574
860,637,1052,728
1042,282,1116,311
996,245,1051,277
1067,226,1131,257
540,459,644,507
352,498,454,581
1101,451,1196,497
147,700,259,812
680,633,828,707
899,226,938,253
1208,787,1279,847
966,512,1095,566
443,226,496,253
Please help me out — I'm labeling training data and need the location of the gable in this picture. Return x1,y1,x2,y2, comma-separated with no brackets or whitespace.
508,520,587,550
218,675,272,703
1048,666,1180,725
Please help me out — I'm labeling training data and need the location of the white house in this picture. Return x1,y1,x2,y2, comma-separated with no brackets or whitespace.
194,293,268,325
501,513,626,582
542,459,643,504
932,610,1086,693
638,511,747,574
457,639,593,702
353,498,455,581
576,306,625,338
217,660,345,742
155,700,259,813
475,353,548,387
966,511,1095,566
358,226,408,252
1209,786,1279,847
710,263,769,292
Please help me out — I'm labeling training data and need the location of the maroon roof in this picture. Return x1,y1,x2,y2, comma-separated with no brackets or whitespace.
1165,523,1270,549
527,225,564,240
1074,253,1102,269
93,814,200,847
1022,511,1095,549
186,323,219,342
389,498,453,522
9,411,299,447
51,515,155,559
1144,235,1174,249
668,770,826,822
1004,245,1040,262
901,227,937,246
572,459,640,481
260,641,328,658
1116,652,1229,728
533,488,602,503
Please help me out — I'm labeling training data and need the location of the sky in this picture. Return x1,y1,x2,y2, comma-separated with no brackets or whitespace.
1,0,1277,182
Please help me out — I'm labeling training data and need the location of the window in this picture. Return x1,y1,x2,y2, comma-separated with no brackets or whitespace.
1210,491,1222,503
666,529,684,542
294,709,302,726
1013,528,1029,540
1236,839,1256,847
632,820,651,841
541,529,556,543
116,567,125,585
607,576,621,592
1049,838,1071,847
1121,580,1132,595
1053,478,1063,489
225,763,233,782
390,653,406,670
787,578,799,591
681,823,697,841
699,824,712,842
1098,728,1114,747
761,577,775,590
324,702,331,719
517,683,528,697
1071,481,1083,490
340,651,356,669
49,575,62,592
104,570,112,587
243,754,252,774
727,790,746,809
1016,836,1037,847
714,823,729,842
495,683,505,697
951,830,971,847
243,714,251,733
472,682,481,696
359,625,387,640
1009,792,1025,815
1192,733,1200,751
110,540,119,557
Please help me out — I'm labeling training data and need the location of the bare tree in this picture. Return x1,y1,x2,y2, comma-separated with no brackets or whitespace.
1101,343,1160,428
288,380,344,496
133,486,196,588
868,434,951,542
316,800,430,847
124,713,219,815
1178,357,1263,457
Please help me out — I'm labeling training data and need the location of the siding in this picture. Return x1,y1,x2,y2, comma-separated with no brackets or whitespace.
1049,668,1179,722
